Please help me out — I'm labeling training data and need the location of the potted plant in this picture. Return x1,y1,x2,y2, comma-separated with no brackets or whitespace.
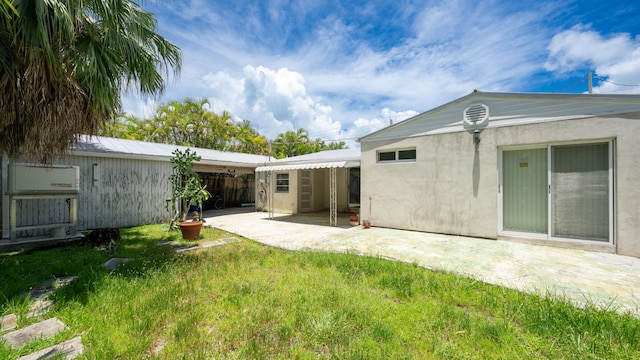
166,149,211,240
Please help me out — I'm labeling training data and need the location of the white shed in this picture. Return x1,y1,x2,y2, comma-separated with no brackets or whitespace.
1,136,269,240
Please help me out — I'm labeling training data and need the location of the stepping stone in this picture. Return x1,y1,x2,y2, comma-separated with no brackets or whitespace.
1,317,67,349
18,336,83,360
1,314,18,332
101,258,134,271
158,240,180,246
27,299,55,318
18,276,80,318
174,245,198,253
24,276,79,301
199,237,240,249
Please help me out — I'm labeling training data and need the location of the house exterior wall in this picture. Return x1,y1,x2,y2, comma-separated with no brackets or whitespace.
2,154,172,237
262,168,353,214
309,169,325,212
318,168,351,212
360,114,640,258
271,171,298,214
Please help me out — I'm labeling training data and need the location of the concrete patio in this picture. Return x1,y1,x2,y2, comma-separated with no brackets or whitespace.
203,208,640,317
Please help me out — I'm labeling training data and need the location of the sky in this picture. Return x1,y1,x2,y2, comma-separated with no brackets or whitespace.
122,0,640,146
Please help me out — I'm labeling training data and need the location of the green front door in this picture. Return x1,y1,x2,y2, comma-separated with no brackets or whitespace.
502,149,548,234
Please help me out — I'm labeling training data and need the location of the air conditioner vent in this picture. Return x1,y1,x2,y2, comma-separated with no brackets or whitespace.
463,103,489,126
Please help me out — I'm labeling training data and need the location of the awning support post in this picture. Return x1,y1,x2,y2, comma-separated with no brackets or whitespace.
329,167,337,226
269,171,275,220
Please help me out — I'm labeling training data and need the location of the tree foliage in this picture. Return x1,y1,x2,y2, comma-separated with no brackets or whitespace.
0,0,181,163
98,98,271,155
270,128,347,159
98,98,346,158
166,148,210,228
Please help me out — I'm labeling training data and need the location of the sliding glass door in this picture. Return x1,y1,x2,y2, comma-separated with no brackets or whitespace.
501,142,612,242
551,143,610,241
503,149,548,234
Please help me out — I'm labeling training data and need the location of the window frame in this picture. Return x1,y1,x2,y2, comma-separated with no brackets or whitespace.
275,173,289,193
377,148,417,163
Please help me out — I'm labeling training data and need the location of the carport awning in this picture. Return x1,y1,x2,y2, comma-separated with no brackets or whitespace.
255,160,359,172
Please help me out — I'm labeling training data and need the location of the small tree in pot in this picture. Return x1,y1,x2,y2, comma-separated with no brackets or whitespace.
166,149,211,239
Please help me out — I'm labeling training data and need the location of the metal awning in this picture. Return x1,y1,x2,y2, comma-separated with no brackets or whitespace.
255,160,359,172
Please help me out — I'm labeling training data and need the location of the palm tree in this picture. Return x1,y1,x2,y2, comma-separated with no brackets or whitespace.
271,128,311,158
231,119,269,155
0,0,181,163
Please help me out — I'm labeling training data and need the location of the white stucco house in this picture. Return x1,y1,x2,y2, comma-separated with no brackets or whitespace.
358,91,640,258
255,148,361,225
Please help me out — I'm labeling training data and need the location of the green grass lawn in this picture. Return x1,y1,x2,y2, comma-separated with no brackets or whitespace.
1,224,639,359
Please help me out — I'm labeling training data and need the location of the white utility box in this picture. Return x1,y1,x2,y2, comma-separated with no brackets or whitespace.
8,164,79,193
6,164,80,240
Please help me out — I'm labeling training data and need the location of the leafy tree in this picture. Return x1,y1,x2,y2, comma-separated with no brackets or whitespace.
229,120,269,155
0,0,181,163
270,128,347,158
98,98,270,154
271,129,310,158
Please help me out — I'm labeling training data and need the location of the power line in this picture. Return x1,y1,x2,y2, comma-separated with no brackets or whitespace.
595,76,640,87
554,76,588,93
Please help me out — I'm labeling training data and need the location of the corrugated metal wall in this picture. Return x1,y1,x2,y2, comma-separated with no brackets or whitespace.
8,155,172,237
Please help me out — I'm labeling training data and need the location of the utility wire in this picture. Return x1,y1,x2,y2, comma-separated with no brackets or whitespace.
595,76,640,87
554,76,588,93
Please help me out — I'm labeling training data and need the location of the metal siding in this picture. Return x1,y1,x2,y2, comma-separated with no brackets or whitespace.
3,143,255,238
64,154,172,231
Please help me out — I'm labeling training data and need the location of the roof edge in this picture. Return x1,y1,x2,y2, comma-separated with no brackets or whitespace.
358,90,640,143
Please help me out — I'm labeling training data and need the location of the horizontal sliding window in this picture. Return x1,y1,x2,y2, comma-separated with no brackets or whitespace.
398,149,416,160
377,148,416,163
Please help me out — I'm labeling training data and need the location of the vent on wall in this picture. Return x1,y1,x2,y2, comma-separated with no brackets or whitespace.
463,103,489,126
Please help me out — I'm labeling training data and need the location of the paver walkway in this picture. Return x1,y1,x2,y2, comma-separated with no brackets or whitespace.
204,210,640,316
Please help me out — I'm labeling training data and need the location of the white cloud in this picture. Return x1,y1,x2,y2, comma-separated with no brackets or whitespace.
201,66,346,141
121,96,157,120
340,107,419,148
545,25,640,94
297,0,558,114
121,1,640,146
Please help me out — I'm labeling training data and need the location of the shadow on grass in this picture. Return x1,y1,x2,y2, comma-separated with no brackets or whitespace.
0,224,230,312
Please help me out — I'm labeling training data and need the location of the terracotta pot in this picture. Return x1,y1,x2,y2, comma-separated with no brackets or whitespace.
179,221,202,240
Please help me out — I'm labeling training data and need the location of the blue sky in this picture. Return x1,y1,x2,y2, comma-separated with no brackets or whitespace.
123,0,640,144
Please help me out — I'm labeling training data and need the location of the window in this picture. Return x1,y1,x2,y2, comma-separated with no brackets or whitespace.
398,149,416,160
377,148,416,162
276,173,289,193
378,151,396,161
